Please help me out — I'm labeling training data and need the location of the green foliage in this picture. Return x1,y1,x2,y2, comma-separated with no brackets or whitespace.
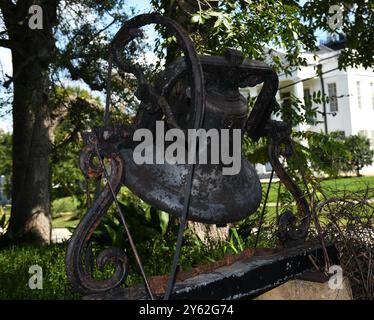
152,0,317,73
0,131,12,199
243,90,323,169
52,197,81,218
51,0,147,109
304,130,350,177
2,175,373,299
275,91,325,128
1,3,373,299
0,1,146,110
303,132,373,178
243,136,269,166
49,85,132,206
301,1,374,69
0,206,8,232
345,135,374,176
85,187,173,249
225,228,245,254
263,176,374,206
0,234,225,299
0,244,79,299
50,87,102,201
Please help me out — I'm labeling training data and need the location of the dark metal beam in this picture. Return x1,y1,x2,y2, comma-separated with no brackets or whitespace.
85,241,339,300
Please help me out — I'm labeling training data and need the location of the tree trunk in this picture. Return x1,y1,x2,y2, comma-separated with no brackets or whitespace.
356,167,361,177
1,1,58,245
7,54,52,244
188,221,230,244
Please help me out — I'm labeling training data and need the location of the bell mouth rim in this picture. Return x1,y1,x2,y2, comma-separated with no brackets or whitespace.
119,148,262,224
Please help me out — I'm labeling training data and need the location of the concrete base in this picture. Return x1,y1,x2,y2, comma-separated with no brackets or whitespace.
255,277,352,300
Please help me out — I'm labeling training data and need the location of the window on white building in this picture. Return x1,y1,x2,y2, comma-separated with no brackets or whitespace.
356,81,362,109
328,83,338,112
303,88,312,110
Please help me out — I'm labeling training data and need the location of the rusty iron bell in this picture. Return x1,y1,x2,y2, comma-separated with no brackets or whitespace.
65,13,310,297
118,51,279,224
100,13,281,225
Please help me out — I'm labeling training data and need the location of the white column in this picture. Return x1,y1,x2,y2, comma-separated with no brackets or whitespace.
293,80,308,133
249,86,258,98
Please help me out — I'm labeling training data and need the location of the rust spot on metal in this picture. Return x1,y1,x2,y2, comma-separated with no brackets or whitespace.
146,248,278,295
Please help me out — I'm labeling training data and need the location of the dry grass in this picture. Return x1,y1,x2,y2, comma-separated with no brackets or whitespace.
314,187,374,300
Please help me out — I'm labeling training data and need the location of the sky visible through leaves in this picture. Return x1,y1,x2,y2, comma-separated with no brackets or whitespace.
0,0,328,132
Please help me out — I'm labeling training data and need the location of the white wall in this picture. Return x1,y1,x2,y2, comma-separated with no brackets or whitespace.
347,66,374,174
347,67,374,135
241,51,374,176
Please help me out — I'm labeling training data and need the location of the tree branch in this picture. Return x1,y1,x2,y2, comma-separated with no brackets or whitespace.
62,56,105,91
0,38,11,48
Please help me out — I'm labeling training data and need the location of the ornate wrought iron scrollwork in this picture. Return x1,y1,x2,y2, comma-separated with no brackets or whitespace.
64,12,315,298
65,129,128,294
267,120,311,246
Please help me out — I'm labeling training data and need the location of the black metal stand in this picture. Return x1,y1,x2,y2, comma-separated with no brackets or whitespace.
83,241,339,300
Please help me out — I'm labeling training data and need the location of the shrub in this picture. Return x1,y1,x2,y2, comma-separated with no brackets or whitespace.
51,197,80,218
345,135,374,177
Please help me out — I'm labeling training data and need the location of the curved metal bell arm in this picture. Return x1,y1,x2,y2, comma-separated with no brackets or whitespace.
245,70,280,142
241,62,310,245
109,13,205,131
265,120,311,246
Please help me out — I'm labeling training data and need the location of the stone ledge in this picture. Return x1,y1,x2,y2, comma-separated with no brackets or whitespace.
255,277,352,300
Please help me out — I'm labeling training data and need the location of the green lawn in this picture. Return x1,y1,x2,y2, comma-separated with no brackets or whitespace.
320,175,374,194
262,175,374,204
0,244,79,299
1,176,373,230
1,176,373,299
51,196,81,228
1,197,81,229
52,212,80,228
0,235,228,299
52,196,81,216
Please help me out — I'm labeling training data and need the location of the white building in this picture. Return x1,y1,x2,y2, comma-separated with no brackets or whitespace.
247,38,374,177
0,175,10,205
